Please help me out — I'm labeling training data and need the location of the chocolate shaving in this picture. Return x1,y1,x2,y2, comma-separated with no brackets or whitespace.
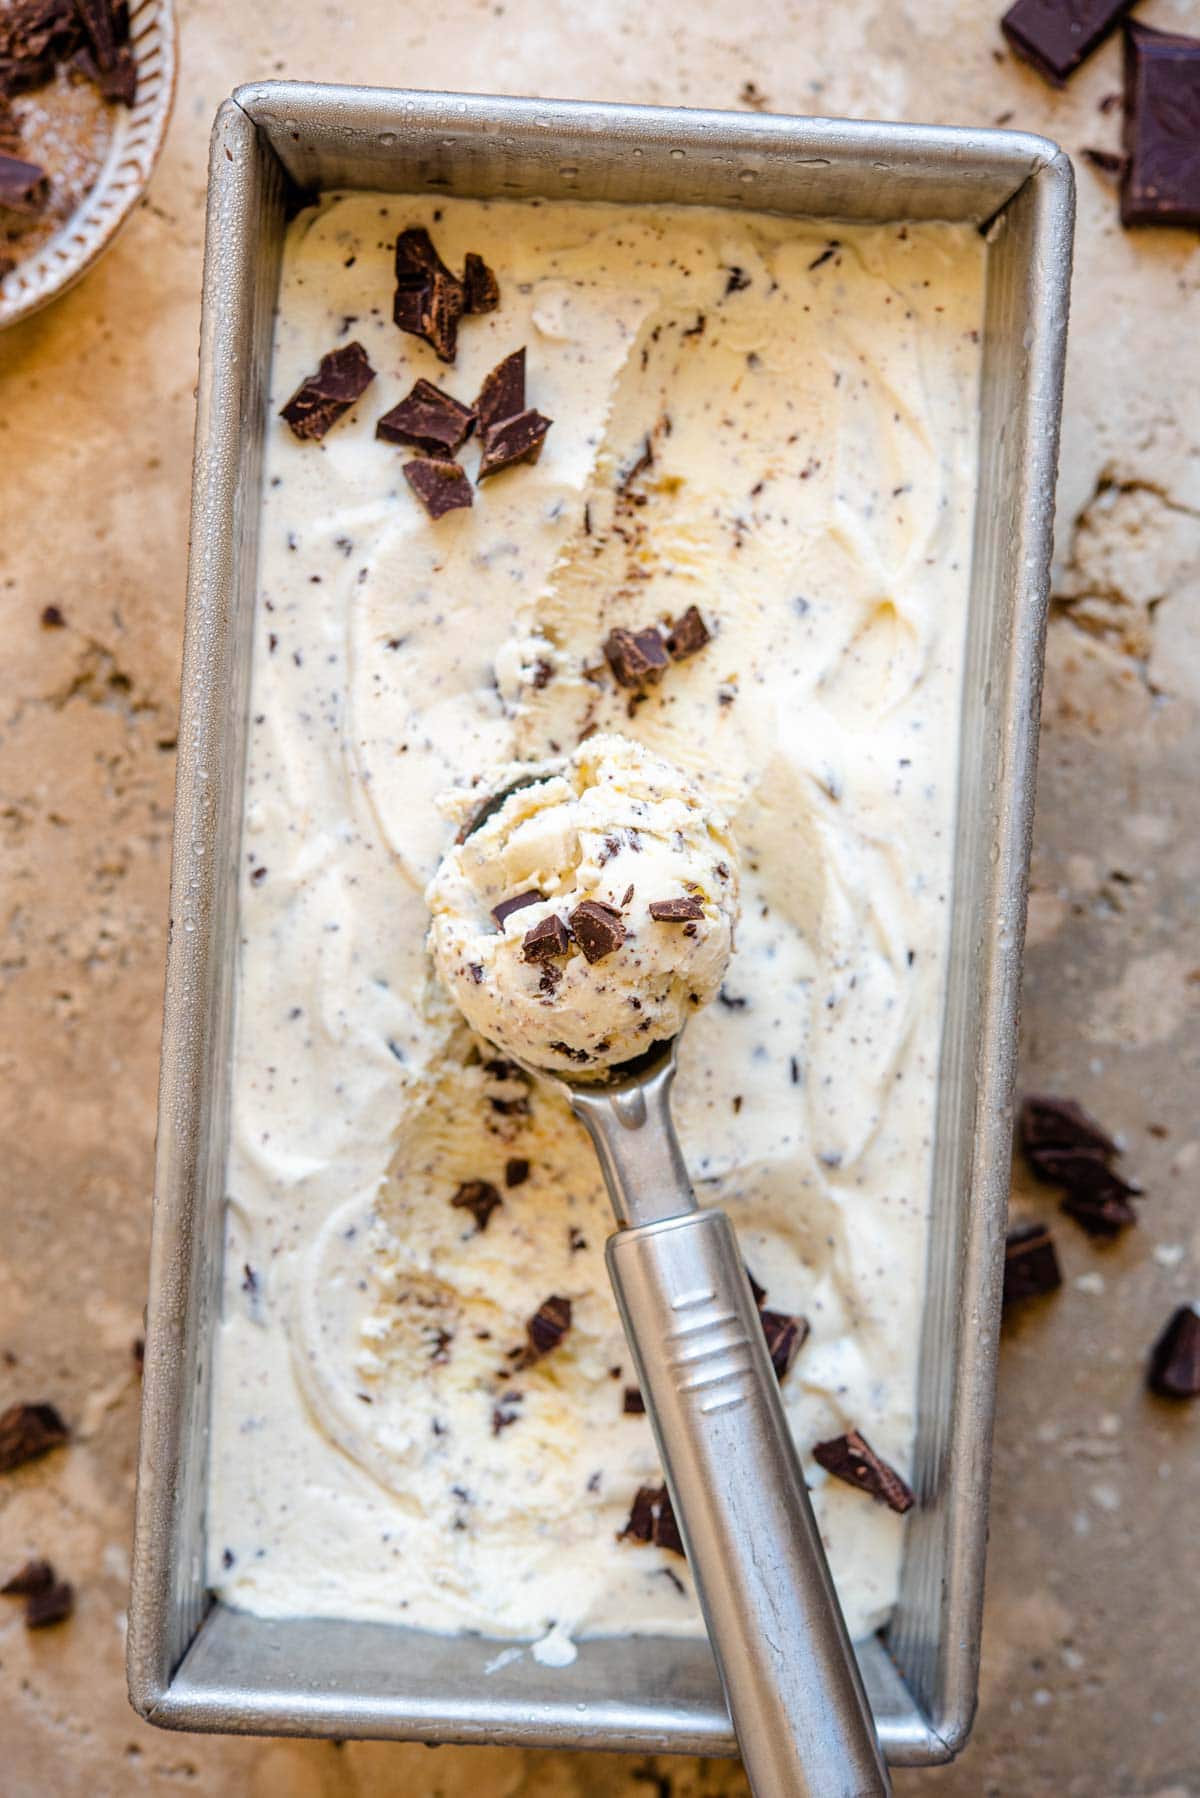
475,347,526,433
1003,1221,1063,1307
1147,1303,1200,1399
492,888,542,930
569,899,627,964
1121,20,1200,229
603,626,669,689
1020,1094,1117,1158
492,1392,523,1434
522,913,570,961
665,605,711,661
521,1294,572,1363
404,456,473,519
392,227,465,362
376,379,476,456
504,1157,530,1188
462,250,500,314
450,1179,502,1232
0,1401,68,1473
623,1387,646,1414
813,1431,914,1514
619,1483,685,1556
648,896,705,923
0,151,47,213
280,341,375,441
1001,0,1134,86
760,1309,808,1381
477,408,553,481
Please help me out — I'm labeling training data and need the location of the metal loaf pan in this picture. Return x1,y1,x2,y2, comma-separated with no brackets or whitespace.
128,83,1074,1765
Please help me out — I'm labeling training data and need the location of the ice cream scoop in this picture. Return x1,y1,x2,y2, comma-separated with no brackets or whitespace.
428,738,890,1798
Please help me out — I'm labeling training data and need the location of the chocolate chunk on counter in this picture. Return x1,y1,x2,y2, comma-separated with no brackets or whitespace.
504,1157,530,1188
1020,1093,1117,1158
619,1483,685,1556
522,913,570,961
404,456,473,519
0,150,47,212
477,408,553,481
760,1309,808,1381
462,250,500,314
1,1558,54,1596
393,227,465,362
623,1386,646,1414
603,626,669,689
522,1295,572,1363
1003,1221,1063,1306
569,900,627,964
648,896,705,923
812,1430,914,1514
280,341,375,441
745,1266,768,1308
1040,1151,1140,1236
475,347,526,432
1147,1303,1200,1399
376,379,476,456
450,1179,503,1232
0,1401,69,1473
1001,0,1134,86
1121,21,1200,229
23,1577,74,1628
492,888,543,929
665,605,711,661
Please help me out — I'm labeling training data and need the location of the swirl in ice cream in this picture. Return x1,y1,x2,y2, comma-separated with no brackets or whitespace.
426,735,740,1073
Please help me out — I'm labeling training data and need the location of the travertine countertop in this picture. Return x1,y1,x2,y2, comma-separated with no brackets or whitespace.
1,2,1196,1794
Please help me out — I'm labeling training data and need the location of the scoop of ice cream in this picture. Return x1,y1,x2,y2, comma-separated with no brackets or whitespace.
426,734,740,1074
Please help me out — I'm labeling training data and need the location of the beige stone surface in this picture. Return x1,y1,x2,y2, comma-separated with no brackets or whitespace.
1,1,1197,1793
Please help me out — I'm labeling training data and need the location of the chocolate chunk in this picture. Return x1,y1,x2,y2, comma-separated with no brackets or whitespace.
549,1038,588,1061
462,250,499,314
450,1179,502,1232
1147,1303,1200,1399
568,1225,587,1252
40,604,66,628
1003,1221,1063,1306
404,456,473,519
1020,1093,1117,1158
522,1295,572,1363
0,151,47,213
1081,146,1126,177
648,897,705,923
1,1558,54,1596
0,1,80,67
492,1393,524,1434
603,626,670,689
376,379,476,456
623,1387,646,1414
492,888,542,929
813,1431,914,1514
280,341,375,441
619,1483,685,1556
760,1309,808,1381
477,408,553,481
0,1401,69,1473
522,913,570,961
23,1578,73,1628
1121,21,1200,229
73,0,121,69
665,605,711,661
475,348,526,433
1001,0,1133,87
504,1157,529,1188
1034,1149,1141,1236
393,227,465,362
569,899,627,964
745,1266,768,1308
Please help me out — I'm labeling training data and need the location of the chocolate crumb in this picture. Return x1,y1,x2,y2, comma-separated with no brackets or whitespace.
376,379,476,456
539,963,563,995
1,1558,54,1596
404,456,473,519
568,1226,587,1252
808,243,838,270
451,1179,503,1232
813,1431,914,1513
492,888,543,930
521,1295,573,1363
504,1157,530,1188
725,265,752,294
23,1578,73,1628
522,913,570,961
491,1392,524,1435
40,604,66,629
280,341,375,441
664,605,711,661
1147,1303,1200,1399
648,896,705,923
603,626,669,689
1003,1221,1063,1306
623,1387,646,1414
467,963,484,984
717,987,747,1010
619,1484,685,1556
550,1038,589,1062
0,1402,69,1474
569,899,627,963
760,1309,808,1381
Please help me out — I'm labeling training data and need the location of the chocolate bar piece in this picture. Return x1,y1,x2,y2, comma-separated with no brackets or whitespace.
280,341,375,441
569,900,627,964
619,1483,685,1556
522,913,570,961
450,1179,502,1232
1121,21,1200,229
603,626,669,688
1001,0,1134,87
1003,1220,1063,1306
492,889,542,929
404,456,473,519
393,227,465,362
1147,1303,1200,1399
648,896,705,923
813,1430,914,1513
521,1295,572,1363
375,379,475,456
0,1401,69,1473
476,407,553,480
665,605,711,661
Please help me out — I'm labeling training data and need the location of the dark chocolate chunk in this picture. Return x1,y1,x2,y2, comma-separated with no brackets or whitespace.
1029,1147,1141,1237
522,1295,572,1363
280,341,375,441
70,36,134,102
619,1483,685,1556
623,1386,646,1414
24,1578,73,1628
475,347,526,433
40,604,66,628
549,1038,588,1061
477,408,553,481
0,1,80,68
760,1309,808,1381
404,456,473,519
1121,20,1200,229
492,888,542,929
450,1179,502,1232
648,896,705,923
725,265,752,294
745,1266,768,1308
569,899,627,964
0,151,47,213
568,1225,587,1252
1001,0,1134,87
1147,1303,1200,1399
813,1432,914,1514
1002,1221,1063,1307
1,1558,54,1596
393,227,465,362
522,913,570,961
1020,1093,1117,1158
0,1401,69,1474
504,1157,530,1188
462,250,500,314
665,604,711,661
603,626,669,689
74,0,120,69
376,379,476,456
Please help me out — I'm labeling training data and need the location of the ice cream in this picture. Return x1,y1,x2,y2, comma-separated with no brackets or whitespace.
206,190,985,1648
426,734,739,1074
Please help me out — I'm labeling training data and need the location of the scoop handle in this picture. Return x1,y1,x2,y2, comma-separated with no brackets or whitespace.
606,1208,890,1798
